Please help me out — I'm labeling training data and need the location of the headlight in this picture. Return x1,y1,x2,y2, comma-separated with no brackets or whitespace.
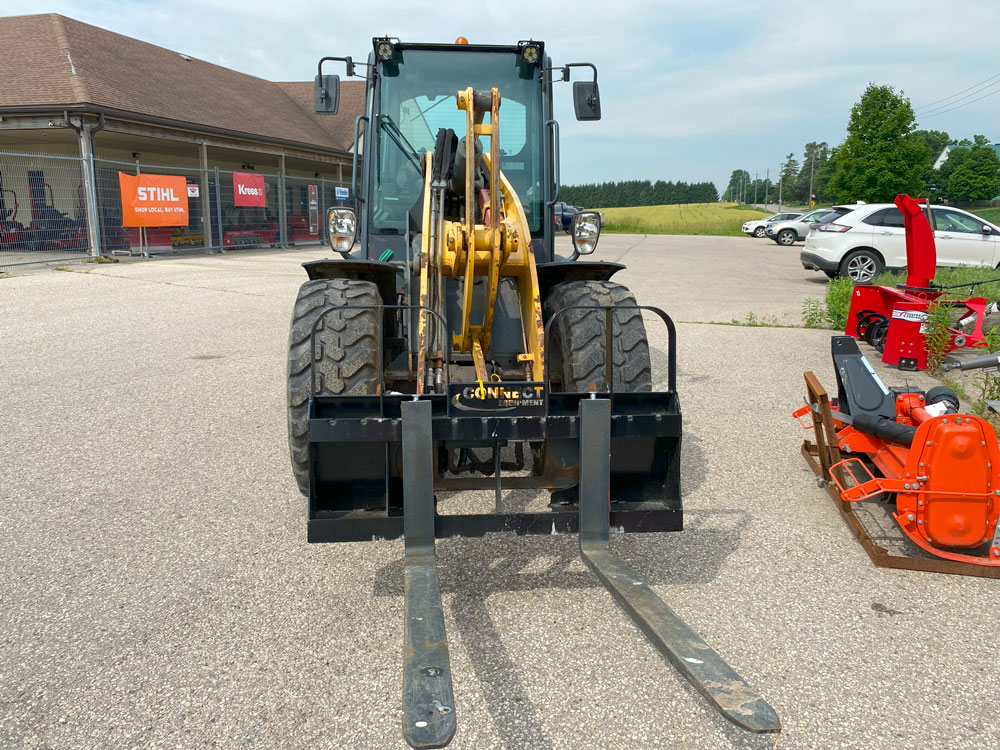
572,211,601,255
327,207,357,254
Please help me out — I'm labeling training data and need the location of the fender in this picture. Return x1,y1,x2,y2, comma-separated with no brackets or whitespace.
535,260,624,300
302,259,400,304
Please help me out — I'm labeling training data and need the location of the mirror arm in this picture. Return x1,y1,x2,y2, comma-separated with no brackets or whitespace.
317,55,371,79
563,62,598,90
546,62,598,91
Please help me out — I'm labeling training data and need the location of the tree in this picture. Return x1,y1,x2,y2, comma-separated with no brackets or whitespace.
942,138,1000,202
778,152,798,202
830,84,928,202
813,148,838,204
913,129,952,164
793,141,829,203
725,170,750,202
914,129,952,196
559,179,722,208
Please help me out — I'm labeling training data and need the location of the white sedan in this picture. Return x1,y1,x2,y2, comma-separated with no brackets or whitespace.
741,211,801,238
800,203,1000,282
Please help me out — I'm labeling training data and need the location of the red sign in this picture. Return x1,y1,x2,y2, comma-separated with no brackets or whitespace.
117,172,189,227
233,172,266,207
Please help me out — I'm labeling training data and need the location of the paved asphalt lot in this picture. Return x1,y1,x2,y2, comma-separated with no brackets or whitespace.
2,235,997,750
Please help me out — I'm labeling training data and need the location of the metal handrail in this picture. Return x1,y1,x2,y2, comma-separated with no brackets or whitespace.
308,303,450,399
308,301,675,418
545,119,560,208
542,303,677,397
351,115,369,203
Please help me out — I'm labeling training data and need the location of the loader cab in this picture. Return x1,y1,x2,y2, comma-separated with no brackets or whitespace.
317,39,601,266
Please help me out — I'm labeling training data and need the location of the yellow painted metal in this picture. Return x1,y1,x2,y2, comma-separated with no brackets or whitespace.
481,89,502,348
471,338,489,389
415,150,434,394
419,86,545,384
458,87,477,354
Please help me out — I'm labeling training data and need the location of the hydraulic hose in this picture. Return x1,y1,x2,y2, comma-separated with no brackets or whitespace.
851,412,917,446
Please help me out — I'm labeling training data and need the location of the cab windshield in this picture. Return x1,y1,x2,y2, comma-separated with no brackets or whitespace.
373,49,542,234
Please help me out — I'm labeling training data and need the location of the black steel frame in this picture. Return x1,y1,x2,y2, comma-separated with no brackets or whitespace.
305,302,682,542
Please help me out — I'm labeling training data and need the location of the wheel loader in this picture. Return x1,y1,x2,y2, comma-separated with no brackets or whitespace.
289,37,779,747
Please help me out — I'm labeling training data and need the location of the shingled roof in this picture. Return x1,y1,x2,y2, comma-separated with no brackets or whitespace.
0,13,364,153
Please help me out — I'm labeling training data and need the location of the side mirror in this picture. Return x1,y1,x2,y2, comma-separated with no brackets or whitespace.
314,74,340,115
983,225,993,235
572,211,601,255
573,81,601,121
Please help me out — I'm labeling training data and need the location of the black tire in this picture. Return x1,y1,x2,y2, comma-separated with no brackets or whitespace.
543,280,652,392
753,226,766,238
840,249,883,284
925,385,960,412
287,278,382,495
776,229,797,246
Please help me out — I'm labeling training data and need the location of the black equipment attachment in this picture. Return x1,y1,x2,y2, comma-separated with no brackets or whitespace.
304,303,780,747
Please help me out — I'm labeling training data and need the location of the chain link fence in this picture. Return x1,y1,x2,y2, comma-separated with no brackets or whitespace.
0,151,91,268
1,150,350,269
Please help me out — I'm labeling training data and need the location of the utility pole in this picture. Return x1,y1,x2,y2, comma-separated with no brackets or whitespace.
777,163,783,211
764,168,769,206
808,155,815,208
754,172,758,208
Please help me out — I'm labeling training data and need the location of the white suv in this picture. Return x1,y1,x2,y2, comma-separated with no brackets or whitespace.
800,203,1000,282
742,212,801,238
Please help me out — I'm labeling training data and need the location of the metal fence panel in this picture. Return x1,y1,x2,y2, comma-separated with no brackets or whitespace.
94,158,209,256
2,150,349,268
210,168,282,251
0,151,90,269
285,175,325,246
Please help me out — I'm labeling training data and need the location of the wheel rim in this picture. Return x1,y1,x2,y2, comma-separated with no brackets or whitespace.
778,231,794,245
754,227,764,237
847,255,877,282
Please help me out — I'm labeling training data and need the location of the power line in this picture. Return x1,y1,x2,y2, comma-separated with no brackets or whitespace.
917,80,1000,117
915,72,1000,112
919,86,1000,119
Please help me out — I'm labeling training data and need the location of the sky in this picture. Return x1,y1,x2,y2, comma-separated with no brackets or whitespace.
7,0,1000,192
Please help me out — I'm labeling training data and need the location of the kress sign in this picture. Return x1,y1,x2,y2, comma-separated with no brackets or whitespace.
233,172,266,207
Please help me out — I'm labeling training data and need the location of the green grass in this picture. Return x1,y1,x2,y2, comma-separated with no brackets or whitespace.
598,202,769,236
970,207,1000,224
803,266,1000,330
872,265,1000,301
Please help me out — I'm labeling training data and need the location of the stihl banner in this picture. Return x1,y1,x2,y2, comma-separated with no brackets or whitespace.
233,172,266,207
118,172,189,227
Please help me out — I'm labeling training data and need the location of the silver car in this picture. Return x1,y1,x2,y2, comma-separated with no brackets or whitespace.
742,212,801,238
766,205,861,246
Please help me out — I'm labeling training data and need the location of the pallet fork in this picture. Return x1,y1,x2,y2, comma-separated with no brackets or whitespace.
397,395,779,747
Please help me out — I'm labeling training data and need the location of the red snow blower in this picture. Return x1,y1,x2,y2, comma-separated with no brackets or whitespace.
845,194,999,371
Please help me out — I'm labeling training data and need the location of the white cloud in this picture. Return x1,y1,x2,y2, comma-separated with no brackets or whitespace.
5,0,1000,188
